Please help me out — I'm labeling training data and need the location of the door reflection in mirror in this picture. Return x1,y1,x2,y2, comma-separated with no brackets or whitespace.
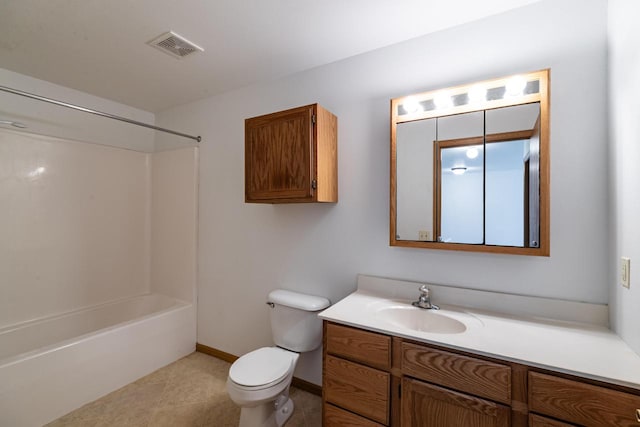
436,111,484,244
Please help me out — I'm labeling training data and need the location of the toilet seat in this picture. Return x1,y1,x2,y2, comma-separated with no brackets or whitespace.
229,347,297,390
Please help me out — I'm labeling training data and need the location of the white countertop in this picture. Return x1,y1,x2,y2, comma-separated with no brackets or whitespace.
319,278,640,391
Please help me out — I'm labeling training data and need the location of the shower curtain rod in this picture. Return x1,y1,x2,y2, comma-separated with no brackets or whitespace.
0,85,201,142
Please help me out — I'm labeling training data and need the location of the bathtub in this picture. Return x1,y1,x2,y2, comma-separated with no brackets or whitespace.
0,293,195,427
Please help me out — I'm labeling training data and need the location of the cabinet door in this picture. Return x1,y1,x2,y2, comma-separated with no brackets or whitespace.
245,105,314,201
402,377,510,427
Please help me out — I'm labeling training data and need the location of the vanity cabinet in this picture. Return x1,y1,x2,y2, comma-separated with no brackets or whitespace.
322,321,640,427
245,103,337,204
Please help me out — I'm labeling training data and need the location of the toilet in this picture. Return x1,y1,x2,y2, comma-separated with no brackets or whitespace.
226,289,330,427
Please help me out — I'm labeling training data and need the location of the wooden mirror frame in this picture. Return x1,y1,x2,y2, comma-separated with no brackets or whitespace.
390,69,550,256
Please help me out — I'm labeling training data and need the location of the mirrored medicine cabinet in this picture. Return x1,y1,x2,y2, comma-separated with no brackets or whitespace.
390,69,549,256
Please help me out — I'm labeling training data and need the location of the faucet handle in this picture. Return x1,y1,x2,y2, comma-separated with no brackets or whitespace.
418,284,429,295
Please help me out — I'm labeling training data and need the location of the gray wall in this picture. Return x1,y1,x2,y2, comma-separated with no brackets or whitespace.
609,0,640,355
157,0,611,384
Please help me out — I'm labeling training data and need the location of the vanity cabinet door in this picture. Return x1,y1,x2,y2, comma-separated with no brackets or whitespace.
402,377,510,427
245,103,337,203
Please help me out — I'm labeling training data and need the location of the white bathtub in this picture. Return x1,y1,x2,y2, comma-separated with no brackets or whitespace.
0,293,195,427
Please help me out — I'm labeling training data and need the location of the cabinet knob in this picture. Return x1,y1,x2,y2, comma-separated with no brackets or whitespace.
636,408,640,422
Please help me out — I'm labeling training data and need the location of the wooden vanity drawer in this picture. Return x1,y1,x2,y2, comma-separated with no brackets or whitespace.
326,322,391,370
401,342,511,404
529,413,576,427
529,372,640,426
324,403,385,427
324,354,390,425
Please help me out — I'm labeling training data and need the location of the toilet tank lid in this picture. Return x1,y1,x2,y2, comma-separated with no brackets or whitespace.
268,289,330,311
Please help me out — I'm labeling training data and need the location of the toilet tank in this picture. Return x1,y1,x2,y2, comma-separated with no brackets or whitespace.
267,289,330,352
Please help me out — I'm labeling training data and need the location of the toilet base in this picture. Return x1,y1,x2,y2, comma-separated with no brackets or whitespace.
238,393,294,427
274,395,294,426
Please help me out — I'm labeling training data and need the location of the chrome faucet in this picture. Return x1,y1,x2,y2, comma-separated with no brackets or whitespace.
412,285,439,310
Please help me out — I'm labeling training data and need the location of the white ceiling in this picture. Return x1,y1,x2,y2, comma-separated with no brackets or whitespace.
0,0,541,112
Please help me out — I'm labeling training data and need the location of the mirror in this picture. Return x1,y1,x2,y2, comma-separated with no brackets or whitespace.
391,70,549,256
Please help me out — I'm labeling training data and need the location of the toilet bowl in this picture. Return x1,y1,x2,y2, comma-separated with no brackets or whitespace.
227,347,299,426
226,290,330,427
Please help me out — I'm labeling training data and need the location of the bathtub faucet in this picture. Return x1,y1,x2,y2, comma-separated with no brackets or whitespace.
412,285,439,310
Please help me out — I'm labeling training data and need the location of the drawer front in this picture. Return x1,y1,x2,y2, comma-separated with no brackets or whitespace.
529,414,576,427
326,322,391,370
529,372,640,426
324,354,390,425
401,342,511,404
324,403,385,427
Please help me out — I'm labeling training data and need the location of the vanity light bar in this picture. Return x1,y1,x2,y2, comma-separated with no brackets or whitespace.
393,70,546,121
398,79,539,115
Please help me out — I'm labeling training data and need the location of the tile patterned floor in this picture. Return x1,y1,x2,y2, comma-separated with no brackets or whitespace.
46,352,321,427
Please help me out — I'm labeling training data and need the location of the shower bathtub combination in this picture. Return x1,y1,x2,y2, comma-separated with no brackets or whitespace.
0,81,199,426
0,294,195,427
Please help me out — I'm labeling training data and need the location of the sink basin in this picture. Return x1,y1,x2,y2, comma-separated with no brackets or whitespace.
375,306,467,334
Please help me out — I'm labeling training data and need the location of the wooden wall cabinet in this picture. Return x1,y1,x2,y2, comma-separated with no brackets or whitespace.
322,321,640,427
245,103,337,203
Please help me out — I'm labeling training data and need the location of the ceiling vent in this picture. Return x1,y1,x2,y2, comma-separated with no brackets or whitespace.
147,31,204,59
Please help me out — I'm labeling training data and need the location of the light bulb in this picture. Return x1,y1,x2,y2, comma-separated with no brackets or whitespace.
434,91,453,110
402,96,421,114
506,75,527,97
467,85,486,104
466,147,479,159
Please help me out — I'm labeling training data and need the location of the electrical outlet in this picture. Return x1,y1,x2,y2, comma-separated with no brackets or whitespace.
621,257,631,288
418,230,430,241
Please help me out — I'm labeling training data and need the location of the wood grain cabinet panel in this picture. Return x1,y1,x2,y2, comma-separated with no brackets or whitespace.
323,322,640,427
529,372,640,426
245,103,337,203
324,403,386,427
324,354,390,425
326,322,391,370
402,341,512,404
402,377,510,427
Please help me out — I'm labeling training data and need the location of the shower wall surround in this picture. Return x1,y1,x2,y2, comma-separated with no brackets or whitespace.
0,129,198,330
0,129,150,327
